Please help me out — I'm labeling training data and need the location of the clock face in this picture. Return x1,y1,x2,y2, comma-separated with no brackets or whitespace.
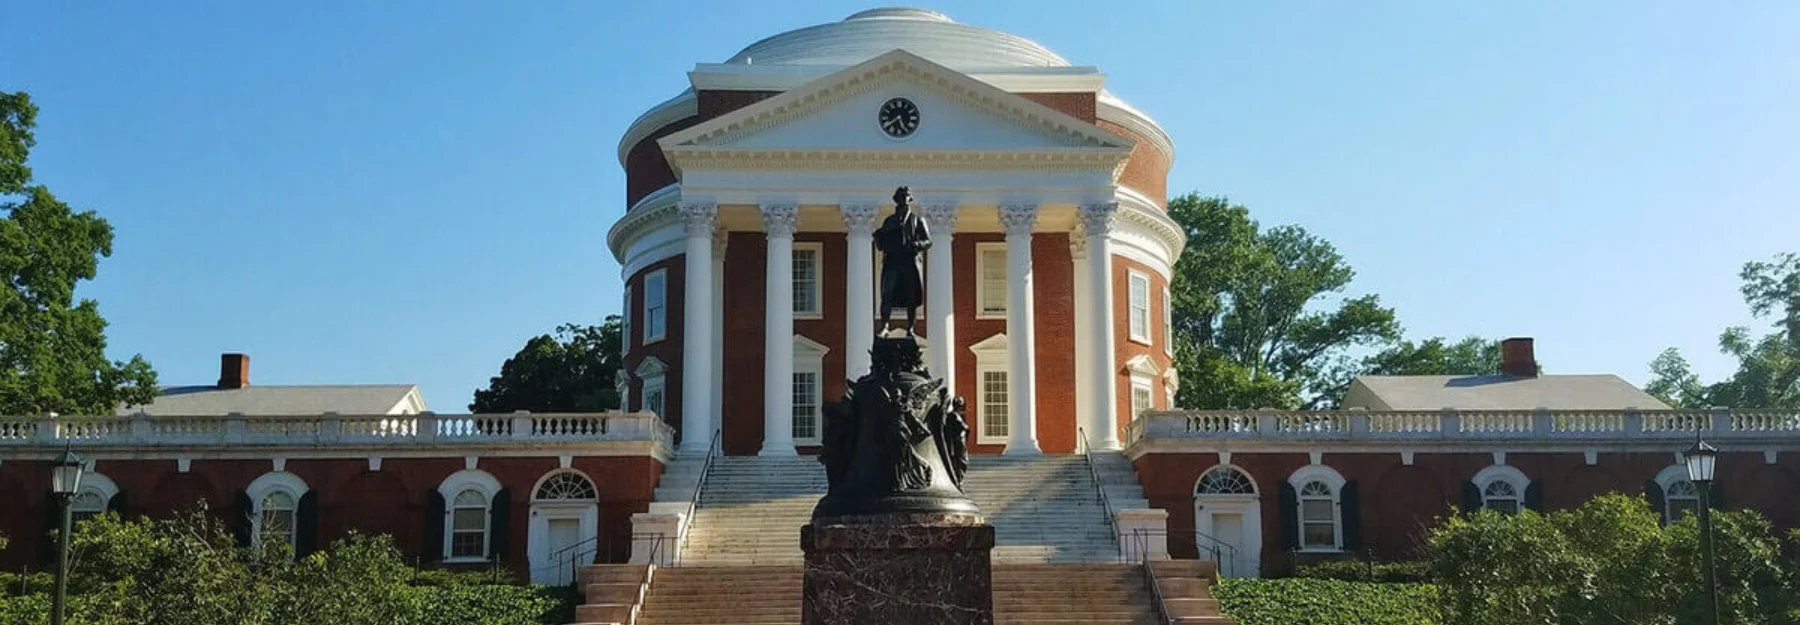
878,97,920,138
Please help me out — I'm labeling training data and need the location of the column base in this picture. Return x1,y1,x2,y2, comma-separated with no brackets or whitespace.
1001,442,1042,456
802,514,994,625
758,445,799,457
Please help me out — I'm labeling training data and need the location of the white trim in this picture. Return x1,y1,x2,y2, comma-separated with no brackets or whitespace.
1654,464,1701,523
1193,465,1261,578
610,184,682,269
530,468,599,501
974,242,1008,319
1127,270,1151,344
970,333,1011,445
616,90,698,166
621,283,633,357
1287,464,1346,553
247,471,310,550
439,469,502,563
1163,284,1174,356
72,472,120,514
791,242,825,319
1473,465,1530,513
642,268,669,345
527,468,600,584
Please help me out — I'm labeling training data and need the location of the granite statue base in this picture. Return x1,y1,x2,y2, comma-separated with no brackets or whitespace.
801,513,994,625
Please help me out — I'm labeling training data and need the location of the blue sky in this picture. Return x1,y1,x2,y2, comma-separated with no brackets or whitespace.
4,1,1796,411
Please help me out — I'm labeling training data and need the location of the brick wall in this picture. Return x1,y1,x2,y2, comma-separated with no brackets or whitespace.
623,256,687,443
1111,255,1173,441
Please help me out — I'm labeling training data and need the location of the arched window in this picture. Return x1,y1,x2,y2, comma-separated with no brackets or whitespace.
246,471,310,551
1196,467,1257,495
1472,465,1531,515
534,471,598,501
1287,465,1347,552
1665,480,1701,521
437,469,503,562
70,472,119,524
450,489,490,559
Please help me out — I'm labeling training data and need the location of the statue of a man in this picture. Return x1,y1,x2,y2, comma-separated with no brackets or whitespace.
875,186,930,336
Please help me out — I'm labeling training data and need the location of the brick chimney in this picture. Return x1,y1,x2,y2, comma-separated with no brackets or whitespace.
218,353,250,389
1500,338,1537,378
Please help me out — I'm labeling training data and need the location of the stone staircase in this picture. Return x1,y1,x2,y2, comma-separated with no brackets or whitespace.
569,563,651,625
615,562,1219,625
1149,559,1238,624
677,454,1129,565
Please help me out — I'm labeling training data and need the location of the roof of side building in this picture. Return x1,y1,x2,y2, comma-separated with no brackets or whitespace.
119,384,426,416
1346,374,1672,411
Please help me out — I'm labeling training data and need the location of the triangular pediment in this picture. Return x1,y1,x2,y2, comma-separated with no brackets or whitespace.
658,50,1132,169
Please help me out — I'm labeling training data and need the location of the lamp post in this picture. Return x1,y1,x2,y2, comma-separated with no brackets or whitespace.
49,449,84,625
1684,439,1720,625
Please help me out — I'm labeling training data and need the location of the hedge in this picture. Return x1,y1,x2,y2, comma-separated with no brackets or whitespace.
1214,578,1441,625
1294,559,1430,583
0,585,575,625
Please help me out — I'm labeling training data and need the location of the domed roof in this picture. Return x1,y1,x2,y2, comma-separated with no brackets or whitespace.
723,8,1072,71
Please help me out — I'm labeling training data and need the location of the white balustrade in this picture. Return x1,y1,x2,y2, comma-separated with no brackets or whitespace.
1366,412,1442,434
0,411,672,451
1132,409,1800,444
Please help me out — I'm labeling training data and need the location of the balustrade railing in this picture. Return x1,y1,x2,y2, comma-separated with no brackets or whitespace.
1132,408,1800,443
0,411,674,449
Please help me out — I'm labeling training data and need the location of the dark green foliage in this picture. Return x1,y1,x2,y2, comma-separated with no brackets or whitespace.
1214,578,1441,625
470,319,623,413
0,90,158,415
1647,252,1800,409
1295,559,1430,584
1427,494,1799,625
0,509,578,625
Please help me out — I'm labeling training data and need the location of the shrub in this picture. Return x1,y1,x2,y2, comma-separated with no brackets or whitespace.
1214,578,1440,625
1295,559,1430,583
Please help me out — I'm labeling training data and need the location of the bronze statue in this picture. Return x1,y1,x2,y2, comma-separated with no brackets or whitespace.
814,337,976,519
875,186,930,336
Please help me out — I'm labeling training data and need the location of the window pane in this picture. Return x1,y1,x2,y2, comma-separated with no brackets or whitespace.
1301,499,1334,522
645,389,665,418
72,491,106,513
1164,287,1174,348
454,489,486,507
981,249,1007,314
792,249,818,313
1487,499,1520,515
261,509,295,546
645,273,666,339
981,370,1008,438
792,371,819,440
1132,387,1152,416
1129,274,1150,339
453,508,486,531
1303,522,1335,548
451,531,486,559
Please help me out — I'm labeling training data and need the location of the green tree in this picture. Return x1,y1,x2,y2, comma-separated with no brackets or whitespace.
1167,194,1400,409
470,318,623,413
0,91,158,415
1645,252,1800,409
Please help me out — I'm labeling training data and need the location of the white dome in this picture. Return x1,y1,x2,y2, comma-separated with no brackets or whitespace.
723,8,1073,71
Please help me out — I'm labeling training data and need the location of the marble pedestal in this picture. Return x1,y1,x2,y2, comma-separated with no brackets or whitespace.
801,513,994,625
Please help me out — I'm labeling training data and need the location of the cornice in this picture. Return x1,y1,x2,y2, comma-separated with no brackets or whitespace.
616,90,700,168
658,50,1133,155
664,147,1129,174
1116,186,1186,258
606,184,681,264
1097,95,1176,165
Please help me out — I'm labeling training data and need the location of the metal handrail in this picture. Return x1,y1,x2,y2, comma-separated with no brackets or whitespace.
1137,530,1176,625
1076,427,1120,553
669,428,721,566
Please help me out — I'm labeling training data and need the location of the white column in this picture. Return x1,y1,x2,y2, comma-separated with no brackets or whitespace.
922,203,958,385
1070,226,1092,448
678,202,717,454
842,203,879,380
1000,203,1041,455
709,228,726,447
1080,202,1122,450
759,203,799,457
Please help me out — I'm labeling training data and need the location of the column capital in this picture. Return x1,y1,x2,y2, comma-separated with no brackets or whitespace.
1078,202,1119,236
921,203,959,232
1069,223,1088,260
759,203,799,239
711,225,729,258
999,203,1038,237
680,202,719,236
841,202,880,236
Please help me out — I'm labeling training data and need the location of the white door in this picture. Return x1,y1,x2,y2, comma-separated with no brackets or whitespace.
546,519,582,585
1211,513,1246,577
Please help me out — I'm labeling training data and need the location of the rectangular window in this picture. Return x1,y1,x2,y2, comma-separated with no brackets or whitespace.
978,369,1009,443
1128,271,1151,343
1301,499,1336,549
1163,285,1174,355
793,244,822,317
642,379,666,421
977,244,1008,318
450,508,487,559
643,269,667,344
621,285,633,356
1132,384,1153,417
792,370,820,443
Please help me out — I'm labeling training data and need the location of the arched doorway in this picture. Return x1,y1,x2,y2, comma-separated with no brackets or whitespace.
1194,465,1262,578
527,470,600,585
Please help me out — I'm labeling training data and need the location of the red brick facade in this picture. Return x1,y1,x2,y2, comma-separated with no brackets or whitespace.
1132,450,1800,572
1112,256,1174,442
622,256,687,443
0,454,663,574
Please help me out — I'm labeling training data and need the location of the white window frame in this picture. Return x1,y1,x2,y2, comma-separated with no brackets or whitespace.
1127,270,1151,344
1287,465,1346,553
1163,368,1180,411
792,335,830,445
1163,285,1174,356
792,242,824,319
71,472,119,523
975,242,1008,319
636,357,668,420
1473,465,1530,515
1131,380,1154,418
449,488,491,560
969,333,1010,445
1655,464,1701,523
438,469,502,563
621,284,633,356
642,268,667,345
247,471,310,552
1125,355,1160,419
